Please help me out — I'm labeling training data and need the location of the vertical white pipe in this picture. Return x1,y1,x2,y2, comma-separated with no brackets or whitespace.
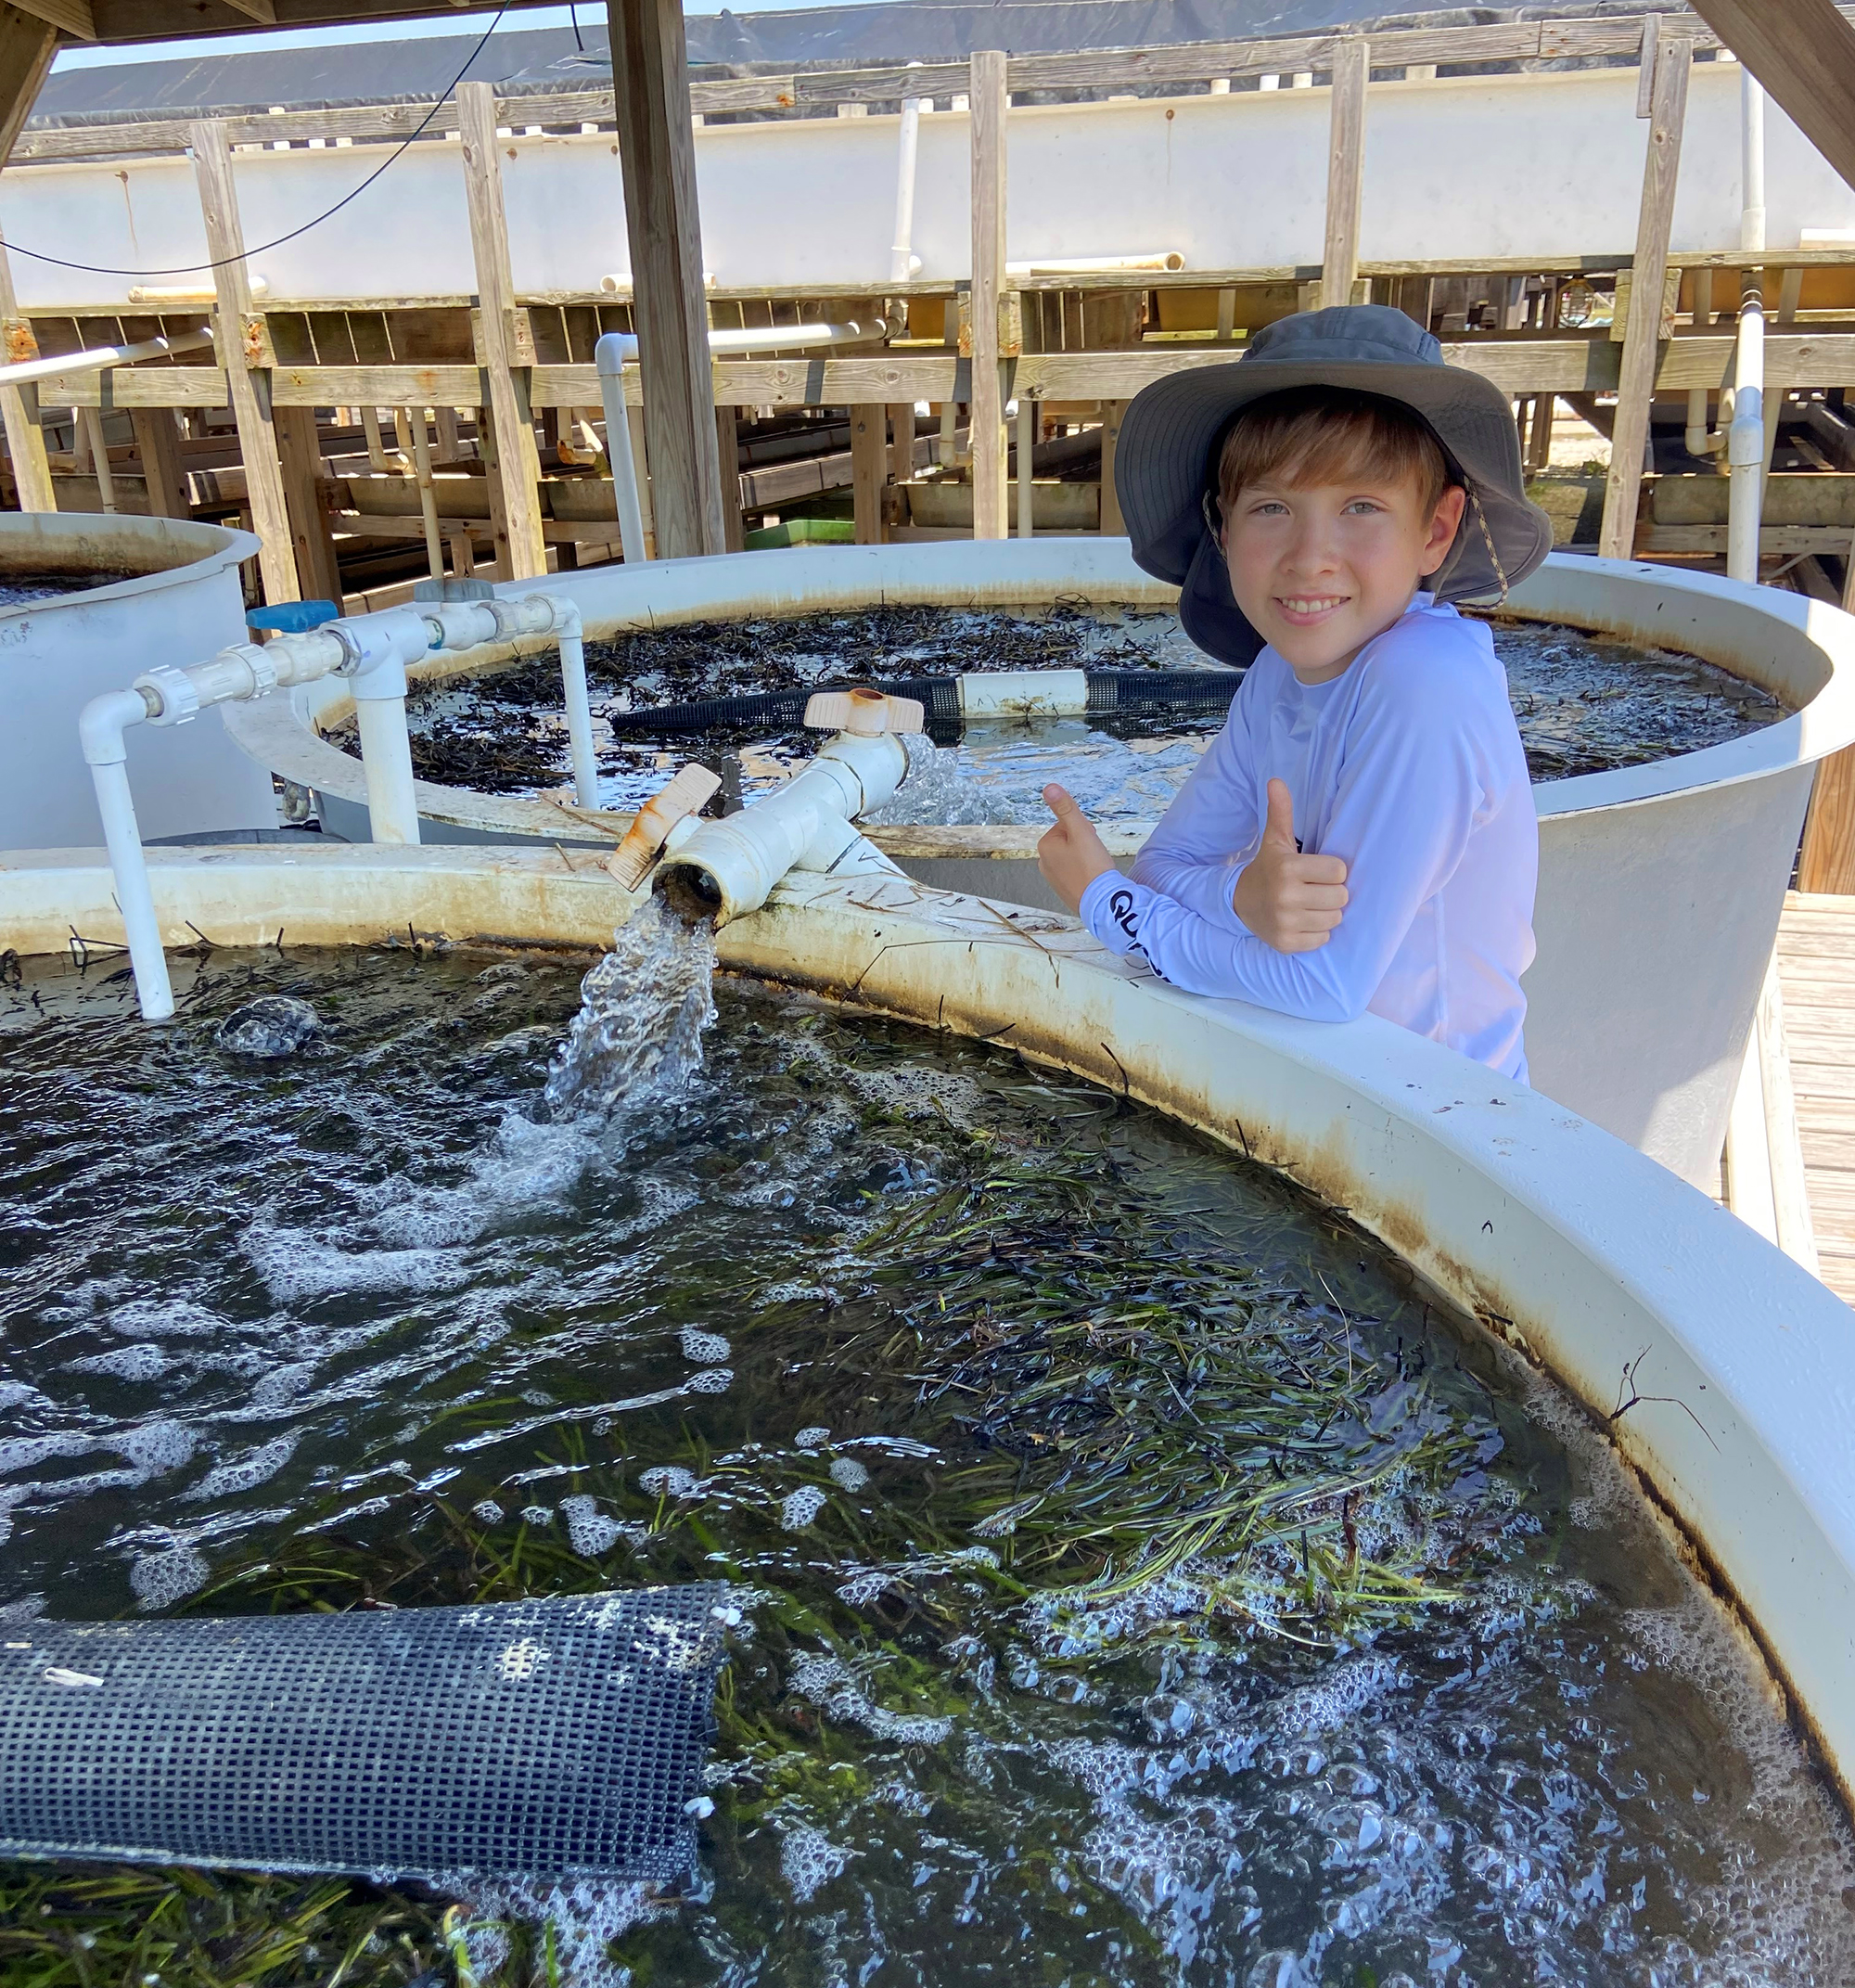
595,332,650,565
890,96,923,284
1740,69,1766,255
354,694,421,844
1728,70,1768,584
78,688,173,1024
557,628,599,808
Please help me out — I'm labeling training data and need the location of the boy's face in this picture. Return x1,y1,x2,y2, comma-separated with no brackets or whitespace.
1221,469,1467,685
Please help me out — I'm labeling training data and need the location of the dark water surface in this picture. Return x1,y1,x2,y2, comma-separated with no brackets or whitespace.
346,602,1786,821
1,944,1849,1986
0,570,129,607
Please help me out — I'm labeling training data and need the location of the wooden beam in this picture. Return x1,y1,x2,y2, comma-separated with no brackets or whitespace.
607,0,725,559
221,0,277,20
1800,746,1855,893
0,226,52,513
0,4,57,171
887,399,916,487
190,119,298,605
968,48,1009,542
5,0,91,43
1599,33,1690,560
1688,0,1855,195
1320,37,1369,312
850,402,887,544
456,81,546,582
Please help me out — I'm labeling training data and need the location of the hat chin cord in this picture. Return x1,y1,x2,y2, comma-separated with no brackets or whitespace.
1429,485,1511,611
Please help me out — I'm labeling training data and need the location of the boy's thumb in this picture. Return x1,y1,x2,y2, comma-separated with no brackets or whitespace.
1262,777,1297,848
1043,783,1083,825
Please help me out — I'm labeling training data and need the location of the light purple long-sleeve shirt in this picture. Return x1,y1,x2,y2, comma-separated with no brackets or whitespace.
1077,596,1537,1080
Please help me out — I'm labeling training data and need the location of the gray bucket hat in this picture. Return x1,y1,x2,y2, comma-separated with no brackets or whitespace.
1114,304,1554,666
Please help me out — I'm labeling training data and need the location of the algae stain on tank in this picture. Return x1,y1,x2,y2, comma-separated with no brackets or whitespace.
0,946,1850,1986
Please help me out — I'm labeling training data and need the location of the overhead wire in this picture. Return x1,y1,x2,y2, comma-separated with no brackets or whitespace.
3,7,508,279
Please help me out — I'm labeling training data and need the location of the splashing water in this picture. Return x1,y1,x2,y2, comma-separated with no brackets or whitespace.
543,896,719,1120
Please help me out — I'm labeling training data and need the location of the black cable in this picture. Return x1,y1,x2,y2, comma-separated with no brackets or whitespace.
6,8,507,278
569,3,584,54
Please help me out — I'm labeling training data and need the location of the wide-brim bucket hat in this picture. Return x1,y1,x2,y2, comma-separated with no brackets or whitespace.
1114,304,1554,666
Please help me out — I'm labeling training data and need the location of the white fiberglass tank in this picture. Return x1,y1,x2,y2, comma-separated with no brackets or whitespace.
0,512,275,850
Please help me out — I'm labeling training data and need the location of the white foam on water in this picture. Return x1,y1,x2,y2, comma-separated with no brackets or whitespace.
464,1877,660,1988
64,1343,170,1382
519,1505,554,1527
129,1542,209,1611
794,1426,829,1451
0,1381,41,1410
365,1110,606,1250
679,1327,730,1365
780,1485,827,1531
639,1467,697,1499
828,1457,868,1493
471,1499,504,1524
185,1433,299,1502
243,1225,472,1304
789,1654,954,1745
684,1366,732,1395
101,1299,226,1340
558,1494,637,1558
778,1821,851,1904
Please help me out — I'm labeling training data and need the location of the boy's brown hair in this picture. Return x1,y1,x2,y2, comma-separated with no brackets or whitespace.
1216,384,1454,519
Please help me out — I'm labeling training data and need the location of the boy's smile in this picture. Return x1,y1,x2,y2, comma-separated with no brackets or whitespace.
1223,474,1466,685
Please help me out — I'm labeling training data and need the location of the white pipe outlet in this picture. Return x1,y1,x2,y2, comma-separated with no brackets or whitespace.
654,727,910,925
77,685,171,1023
1728,284,1766,584
0,326,214,391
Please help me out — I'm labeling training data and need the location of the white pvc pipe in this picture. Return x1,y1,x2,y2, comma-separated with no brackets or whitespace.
0,327,213,391
890,96,923,284
1728,283,1765,584
557,622,598,808
594,332,650,568
704,320,880,353
77,686,172,1023
1740,68,1767,255
353,691,420,843
1004,252,1185,276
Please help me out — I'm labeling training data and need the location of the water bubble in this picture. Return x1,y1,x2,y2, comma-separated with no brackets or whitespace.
559,1494,631,1558
186,1433,298,1502
778,1822,850,1904
64,1343,168,1382
679,1327,731,1365
471,1499,504,1524
639,1467,696,1499
795,1426,829,1451
519,1506,554,1527
684,1366,733,1395
828,1456,869,1493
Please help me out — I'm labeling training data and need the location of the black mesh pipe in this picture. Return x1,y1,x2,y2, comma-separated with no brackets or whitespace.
1085,669,1245,715
0,1587,729,1884
607,676,961,734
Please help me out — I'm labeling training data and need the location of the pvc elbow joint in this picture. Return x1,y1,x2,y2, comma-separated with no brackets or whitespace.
78,686,157,766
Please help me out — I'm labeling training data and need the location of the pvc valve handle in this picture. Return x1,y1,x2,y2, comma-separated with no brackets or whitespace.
802,686,925,736
607,762,723,891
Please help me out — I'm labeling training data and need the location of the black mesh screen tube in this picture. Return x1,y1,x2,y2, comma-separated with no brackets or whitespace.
0,1587,728,1884
1084,669,1245,716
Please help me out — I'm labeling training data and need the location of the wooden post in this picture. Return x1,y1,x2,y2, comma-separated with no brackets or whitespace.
1099,399,1129,535
968,49,1009,541
1798,747,1855,892
715,403,744,552
1320,38,1370,312
130,407,187,519
191,119,299,605
395,406,445,580
457,82,547,582
0,6,56,173
888,399,916,485
275,407,341,602
0,226,52,513
79,407,115,513
606,0,726,558
1599,34,1691,561
851,404,887,544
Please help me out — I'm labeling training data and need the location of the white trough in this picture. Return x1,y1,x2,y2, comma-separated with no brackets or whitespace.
222,540,1855,1192
0,511,273,852
0,840,1849,1815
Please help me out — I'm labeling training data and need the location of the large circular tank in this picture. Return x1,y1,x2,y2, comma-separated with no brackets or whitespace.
0,840,1849,1817
0,512,273,850
220,544,1855,1190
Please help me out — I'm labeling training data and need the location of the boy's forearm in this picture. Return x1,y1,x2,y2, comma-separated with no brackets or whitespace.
1130,843,1251,936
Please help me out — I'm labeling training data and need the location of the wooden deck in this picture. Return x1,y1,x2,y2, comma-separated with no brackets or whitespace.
1775,891,1855,1304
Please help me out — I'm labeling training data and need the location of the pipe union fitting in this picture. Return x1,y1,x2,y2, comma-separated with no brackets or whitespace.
134,663,201,727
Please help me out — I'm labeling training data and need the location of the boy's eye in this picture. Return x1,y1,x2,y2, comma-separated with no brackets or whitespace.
1343,499,1387,515
1247,500,1289,517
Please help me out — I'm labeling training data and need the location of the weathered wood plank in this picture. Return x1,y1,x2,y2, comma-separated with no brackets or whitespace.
968,49,1009,543
1320,38,1369,312
0,225,54,511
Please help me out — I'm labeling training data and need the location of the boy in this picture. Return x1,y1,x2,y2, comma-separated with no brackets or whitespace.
1036,305,1552,1082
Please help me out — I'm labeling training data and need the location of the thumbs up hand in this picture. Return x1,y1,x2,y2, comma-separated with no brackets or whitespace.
1231,778,1350,953
1037,783,1117,913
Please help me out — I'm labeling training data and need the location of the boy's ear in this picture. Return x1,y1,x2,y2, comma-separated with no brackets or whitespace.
1420,484,1469,577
